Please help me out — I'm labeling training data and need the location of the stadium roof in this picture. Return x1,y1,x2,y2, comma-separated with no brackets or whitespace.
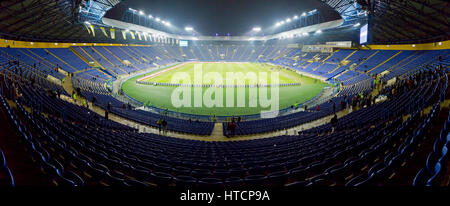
0,0,448,44
0,0,121,42
357,0,449,44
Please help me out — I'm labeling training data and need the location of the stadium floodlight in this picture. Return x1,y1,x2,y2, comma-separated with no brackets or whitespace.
280,21,285,25
302,32,309,36
353,23,361,27
185,27,193,31
162,20,166,24
125,29,130,32
155,17,160,22
301,12,306,16
165,22,171,26
293,15,298,19
139,10,144,15
275,22,281,27
148,15,153,18
286,18,291,22
315,30,322,34
84,21,90,24
252,27,261,32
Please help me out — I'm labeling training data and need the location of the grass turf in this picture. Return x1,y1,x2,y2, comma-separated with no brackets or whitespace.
122,63,328,116
146,62,304,85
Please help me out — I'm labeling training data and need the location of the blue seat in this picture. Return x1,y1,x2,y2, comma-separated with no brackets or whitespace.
55,174,77,186
0,166,15,187
345,174,367,186
124,178,150,187
224,177,243,187
412,168,431,186
354,174,376,186
425,152,440,173
171,166,191,176
62,170,85,186
149,172,173,186
191,168,211,178
41,160,60,177
198,178,223,187
248,165,266,175
426,162,441,186
266,171,289,186
174,175,197,187
103,172,126,186
212,169,230,180
306,178,329,186
367,162,384,176
84,163,107,182
0,149,6,168
285,180,308,187
244,175,267,186
289,167,308,181
133,166,151,181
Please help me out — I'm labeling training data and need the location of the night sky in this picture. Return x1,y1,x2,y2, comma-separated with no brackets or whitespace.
115,0,340,36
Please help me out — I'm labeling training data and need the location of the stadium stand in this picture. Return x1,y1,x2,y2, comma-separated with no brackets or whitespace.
0,0,449,192
1,57,448,187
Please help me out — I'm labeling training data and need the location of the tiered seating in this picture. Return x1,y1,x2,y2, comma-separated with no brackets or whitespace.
0,48,65,80
338,78,372,97
0,147,15,186
313,63,336,76
25,49,79,73
356,50,399,72
326,50,353,64
381,50,447,81
1,62,446,187
413,72,449,186
223,97,344,135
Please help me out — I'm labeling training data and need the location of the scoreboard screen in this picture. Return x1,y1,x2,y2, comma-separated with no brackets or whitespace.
179,40,188,47
360,24,368,44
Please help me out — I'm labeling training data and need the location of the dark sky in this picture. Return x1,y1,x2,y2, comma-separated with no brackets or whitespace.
117,0,340,36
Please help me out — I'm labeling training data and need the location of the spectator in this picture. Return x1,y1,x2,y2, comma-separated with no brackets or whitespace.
228,120,237,137
157,119,163,133
162,119,168,133
330,114,338,133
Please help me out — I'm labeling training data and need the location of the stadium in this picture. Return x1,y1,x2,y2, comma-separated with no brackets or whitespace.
0,0,449,196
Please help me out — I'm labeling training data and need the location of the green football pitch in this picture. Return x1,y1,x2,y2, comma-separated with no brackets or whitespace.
121,62,329,116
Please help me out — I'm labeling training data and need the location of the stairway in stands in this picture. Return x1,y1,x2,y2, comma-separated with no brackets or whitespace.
390,104,449,185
